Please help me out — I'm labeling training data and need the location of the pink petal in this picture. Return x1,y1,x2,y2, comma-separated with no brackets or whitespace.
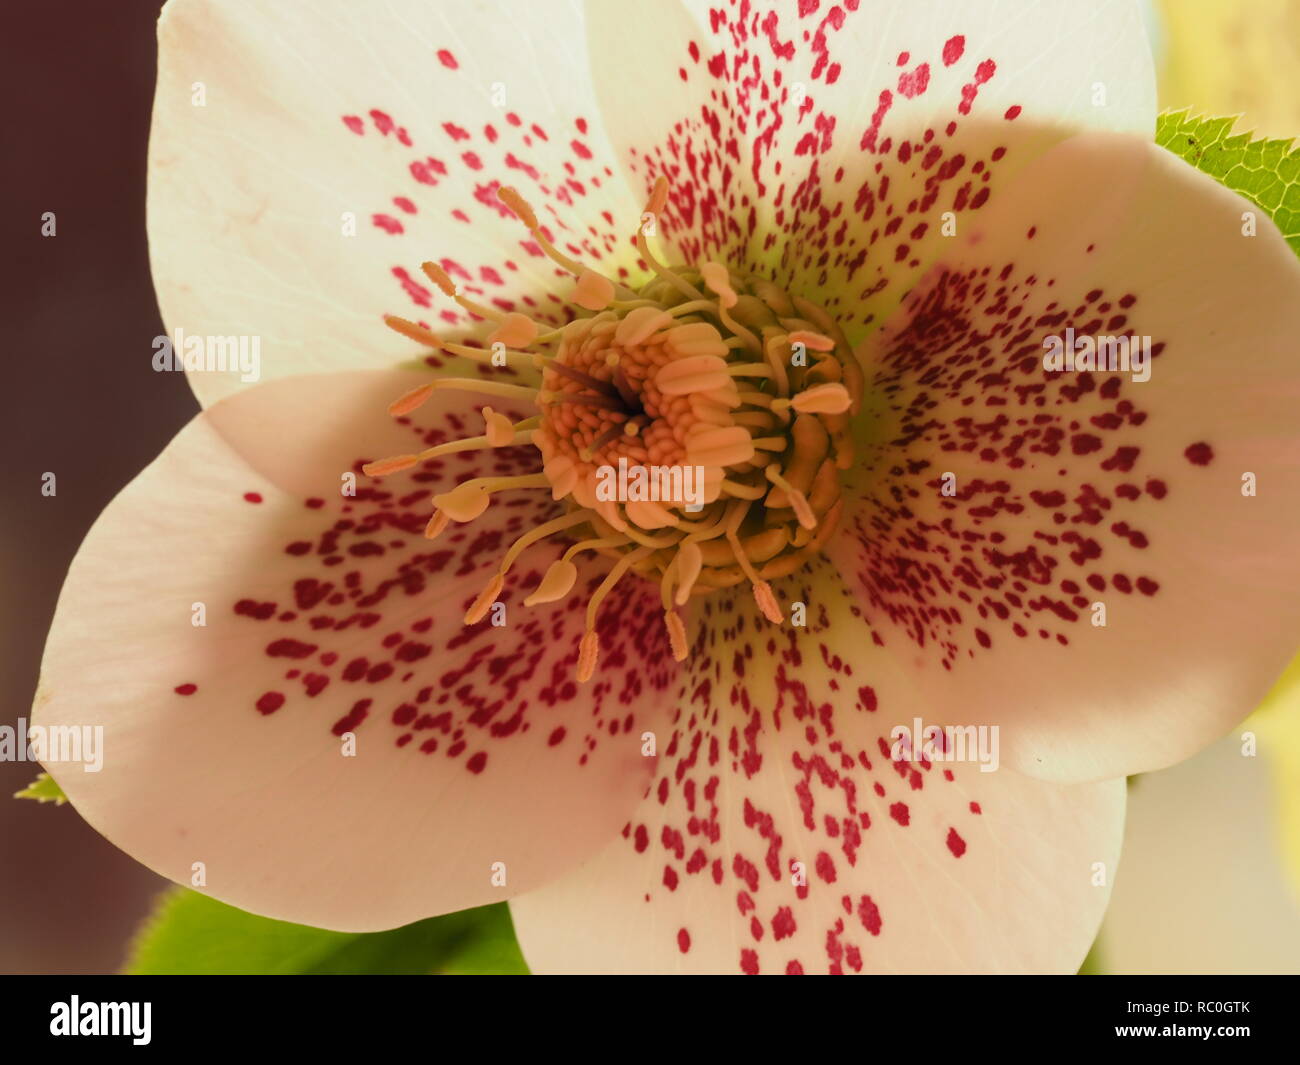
34,369,677,930
512,628,1123,974
148,0,662,406
828,130,1300,782
591,0,1156,334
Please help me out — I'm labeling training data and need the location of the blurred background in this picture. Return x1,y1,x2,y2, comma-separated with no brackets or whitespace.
2,0,1298,973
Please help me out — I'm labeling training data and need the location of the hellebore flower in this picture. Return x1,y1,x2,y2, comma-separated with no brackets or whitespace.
33,0,1300,974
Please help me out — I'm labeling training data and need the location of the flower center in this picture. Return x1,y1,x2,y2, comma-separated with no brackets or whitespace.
366,179,861,681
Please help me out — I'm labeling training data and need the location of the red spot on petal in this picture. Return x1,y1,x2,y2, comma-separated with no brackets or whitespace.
947,827,967,857
256,691,285,715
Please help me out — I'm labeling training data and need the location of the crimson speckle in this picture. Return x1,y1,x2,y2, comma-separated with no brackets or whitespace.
946,827,967,857
266,638,318,659
243,492,263,503
332,699,371,736
174,683,197,696
1184,442,1214,466
857,895,883,935
256,692,285,715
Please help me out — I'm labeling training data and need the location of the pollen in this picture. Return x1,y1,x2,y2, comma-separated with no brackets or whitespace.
366,178,863,681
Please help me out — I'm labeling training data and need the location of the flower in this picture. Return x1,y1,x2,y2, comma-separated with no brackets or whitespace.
33,0,1300,974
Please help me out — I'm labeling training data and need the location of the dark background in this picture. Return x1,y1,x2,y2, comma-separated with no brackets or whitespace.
3,0,177,973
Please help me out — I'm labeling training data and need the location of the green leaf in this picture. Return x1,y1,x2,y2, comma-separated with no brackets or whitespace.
1077,938,1105,975
1156,109,1300,254
125,889,529,975
13,772,68,805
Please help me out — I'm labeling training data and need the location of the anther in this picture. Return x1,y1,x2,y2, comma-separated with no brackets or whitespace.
577,629,600,683
384,315,445,350
432,484,492,522
786,329,836,352
419,260,459,298
362,454,419,477
424,511,450,540
572,270,616,311
464,574,504,625
482,406,516,446
388,382,435,417
789,382,852,415
752,580,784,624
524,558,579,606
664,609,689,661
488,312,539,349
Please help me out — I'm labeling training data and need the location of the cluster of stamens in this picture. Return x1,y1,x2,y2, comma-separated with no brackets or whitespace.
364,178,862,681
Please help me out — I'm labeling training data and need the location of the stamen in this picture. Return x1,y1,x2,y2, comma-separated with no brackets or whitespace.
500,511,593,575
786,329,836,352
725,362,775,379
424,378,542,403
635,177,704,301
362,454,419,477
482,406,517,446
524,558,580,606
572,269,616,311
576,629,600,684
432,484,493,522
655,355,731,395
700,262,738,308
384,315,444,350
488,312,540,349
497,186,628,299
614,306,675,346
464,574,504,625
424,511,450,540
774,382,852,415
751,581,784,624
762,334,792,398
663,609,689,661
431,473,550,523
420,261,505,323
765,467,817,529
366,172,861,670
388,382,435,417
674,541,703,605
419,260,459,298
686,426,755,468
577,545,652,682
